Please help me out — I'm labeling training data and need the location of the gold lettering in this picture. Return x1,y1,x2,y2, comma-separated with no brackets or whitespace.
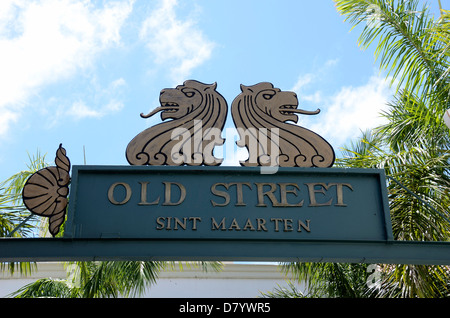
162,182,186,206
228,218,241,231
174,217,187,230
283,219,293,232
107,182,132,205
306,182,353,207
270,218,283,231
257,218,268,231
210,182,252,207
165,216,173,229
305,183,333,207
298,219,311,232
210,183,230,207
333,183,353,207
229,182,252,206
256,183,280,207
189,217,201,230
156,217,165,230
138,182,160,206
243,218,256,231
156,216,200,230
211,217,226,230
278,183,303,207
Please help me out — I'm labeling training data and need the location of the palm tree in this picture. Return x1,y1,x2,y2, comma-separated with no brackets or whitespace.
281,0,450,297
0,151,48,275
339,130,450,297
9,261,222,298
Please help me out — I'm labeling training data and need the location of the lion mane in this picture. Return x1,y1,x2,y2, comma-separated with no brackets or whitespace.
126,80,228,166
231,82,335,167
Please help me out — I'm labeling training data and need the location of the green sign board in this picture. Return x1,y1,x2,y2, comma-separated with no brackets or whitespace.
64,166,392,242
4,164,450,264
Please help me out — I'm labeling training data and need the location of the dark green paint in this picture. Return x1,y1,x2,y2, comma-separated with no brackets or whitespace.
64,166,393,242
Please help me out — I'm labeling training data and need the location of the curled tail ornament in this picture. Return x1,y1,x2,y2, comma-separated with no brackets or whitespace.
22,144,71,237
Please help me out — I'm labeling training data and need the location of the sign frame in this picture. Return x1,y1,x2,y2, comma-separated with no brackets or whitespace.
63,166,393,243
2,237,450,265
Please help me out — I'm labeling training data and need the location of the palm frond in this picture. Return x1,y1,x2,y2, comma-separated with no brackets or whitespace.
260,280,307,298
335,0,446,97
9,278,73,298
376,90,449,151
280,262,370,297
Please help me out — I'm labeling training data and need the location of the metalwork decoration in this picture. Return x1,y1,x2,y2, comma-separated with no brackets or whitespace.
22,144,71,237
126,80,228,166
231,82,335,167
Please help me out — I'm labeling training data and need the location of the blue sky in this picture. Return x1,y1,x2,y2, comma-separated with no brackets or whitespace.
0,0,442,182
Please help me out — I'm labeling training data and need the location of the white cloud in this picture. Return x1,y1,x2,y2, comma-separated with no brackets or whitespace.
0,0,134,137
291,59,339,104
292,73,314,93
70,101,102,120
290,60,392,148
0,110,19,137
66,77,126,120
139,0,214,83
69,99,125,121
306,74,392,147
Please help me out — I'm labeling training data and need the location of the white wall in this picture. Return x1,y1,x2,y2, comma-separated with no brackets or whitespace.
0,262,304,298
0,262,66,298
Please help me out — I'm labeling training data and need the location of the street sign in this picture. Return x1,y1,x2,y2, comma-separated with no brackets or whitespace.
64,166,392,243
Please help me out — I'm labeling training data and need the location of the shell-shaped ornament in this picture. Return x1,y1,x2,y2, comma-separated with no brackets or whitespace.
22,144,71,237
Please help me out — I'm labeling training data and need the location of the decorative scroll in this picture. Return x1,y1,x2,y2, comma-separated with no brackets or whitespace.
126,80,228,166
231,82,335,167
22,144,71,237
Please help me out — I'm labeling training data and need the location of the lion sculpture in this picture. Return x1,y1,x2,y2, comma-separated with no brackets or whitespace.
231,82,335,167
126,80,228,166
